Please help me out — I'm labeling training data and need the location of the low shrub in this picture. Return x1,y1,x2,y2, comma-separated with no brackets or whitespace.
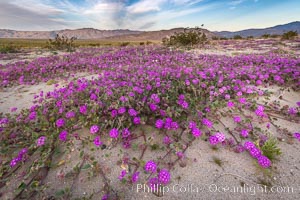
46,34,77,52
162,27,209,48
281,31,298,40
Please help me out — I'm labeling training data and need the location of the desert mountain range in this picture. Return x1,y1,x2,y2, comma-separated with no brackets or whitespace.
0,21,299,40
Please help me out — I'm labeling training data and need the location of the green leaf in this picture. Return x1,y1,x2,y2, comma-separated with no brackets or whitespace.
82,164,91,170
55,189,65,197
80,150,84,158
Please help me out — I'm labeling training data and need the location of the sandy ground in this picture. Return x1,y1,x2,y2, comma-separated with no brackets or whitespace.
0,47,300,200
0,49,67,65
191,39,300,56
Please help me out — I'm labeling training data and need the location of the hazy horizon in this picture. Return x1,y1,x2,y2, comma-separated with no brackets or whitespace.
0,0,299,32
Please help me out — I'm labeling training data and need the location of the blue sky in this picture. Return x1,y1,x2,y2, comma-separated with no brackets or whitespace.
0,0,299,31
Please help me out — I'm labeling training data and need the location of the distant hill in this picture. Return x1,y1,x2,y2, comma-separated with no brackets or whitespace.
214,21,300,38
1,21,298,40
0,28,142,39
0,27,215,40
106,28,216,41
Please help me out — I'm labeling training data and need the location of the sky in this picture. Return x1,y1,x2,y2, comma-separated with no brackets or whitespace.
0,0,299,31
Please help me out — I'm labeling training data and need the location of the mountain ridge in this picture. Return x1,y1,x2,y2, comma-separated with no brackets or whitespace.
214,21,300,38
0,21,299,40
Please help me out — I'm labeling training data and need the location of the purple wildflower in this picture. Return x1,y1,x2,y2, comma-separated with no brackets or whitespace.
240,129,249,138
239,98,247,104
109,128,119,138
257,155,271,168
10,158,18,167
79,105,87,114
294,133,300,141
144,160,157,173
90,93,97,101
94,136,102,147
56,118,65,128
164,118,172,130
151,94,160,104
155,119,164,129
158,169,171,185
118,107,126,115
111,109,118,118
249,147,262,158
191,127,202,137
102,194,109,200
171,121,179,130
132,172,140,183
29,111,37,121
225,94,230,99
160,109,166,116
128,108,137,117
202,118,213,128
215,132,225,142
209,135,219,145
189,121,197,129
133,117,141,125
90,125,99,134
288,107,297,115
122,128,131,138
59,130,68,142
181,101,189,109
66,111,75,119
177,152,184,158
0,118,9,124
118,170,127,180
227,101,235,108
233,116,241,123
244,141,256,150
149,103,158,111
36,136,46,146
163,136,172,145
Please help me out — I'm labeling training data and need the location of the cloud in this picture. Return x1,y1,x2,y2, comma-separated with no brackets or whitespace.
229,0,245,6
0,0,214,31
127,0,165,14
171,0,204,6
82,1,126,29
10,0,64,15
138,22,156,29
124,4,214,30
0,0,68,30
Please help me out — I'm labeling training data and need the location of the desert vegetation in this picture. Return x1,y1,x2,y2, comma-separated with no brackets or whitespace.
0,42,299,199
162,27,208,48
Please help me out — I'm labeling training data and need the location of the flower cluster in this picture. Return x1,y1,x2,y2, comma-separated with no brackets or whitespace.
94,136,102,147
244,141,271,168
10,148,28,167
3,46,299,196
255,105,266,117
90,125,99,134
202,118,213,128
56,118,65,128
36,136,46,146
155,118,179,130
177,94,189,109
188,121,202,137
144,160,157,173
109,128,119,138
59,130,68,142
209,133,225,145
